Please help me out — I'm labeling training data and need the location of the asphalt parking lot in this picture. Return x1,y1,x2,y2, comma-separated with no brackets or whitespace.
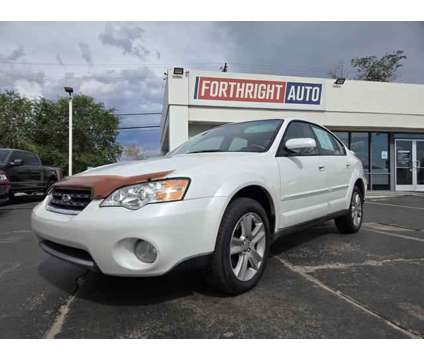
1,194,423,338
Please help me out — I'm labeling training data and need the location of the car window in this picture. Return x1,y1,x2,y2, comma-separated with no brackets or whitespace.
278,121,318,156
0,149,10,164
10,151,40,165
26,152,41,165
9,151,23,162
311,126,345,156
229,137,248,151
187,135,225,153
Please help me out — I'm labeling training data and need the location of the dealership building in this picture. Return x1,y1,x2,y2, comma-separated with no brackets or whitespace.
160,69,424,192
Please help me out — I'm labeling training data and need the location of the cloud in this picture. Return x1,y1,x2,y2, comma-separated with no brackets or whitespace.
79,79,115,95
8,46,25,61
0,67,45,93
56,53,64,65
78,42,93,65
99,23,151,60
0,46,25,61
14,79,43,99
220,22,424,83
40,66,164,115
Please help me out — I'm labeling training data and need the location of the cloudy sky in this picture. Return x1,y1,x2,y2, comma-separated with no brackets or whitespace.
1,22,423,156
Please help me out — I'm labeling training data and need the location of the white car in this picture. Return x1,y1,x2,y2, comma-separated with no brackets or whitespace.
32,119,366,294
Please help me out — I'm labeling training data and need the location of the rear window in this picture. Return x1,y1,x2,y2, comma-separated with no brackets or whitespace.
0,150,10,163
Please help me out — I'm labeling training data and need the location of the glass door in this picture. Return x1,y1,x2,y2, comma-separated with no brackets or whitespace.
395,140,413,190
396,140,424,191
417,141,424,191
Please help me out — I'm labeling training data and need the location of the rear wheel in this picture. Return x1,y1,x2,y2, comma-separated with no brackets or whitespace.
206,197,270,295
334,185,364,234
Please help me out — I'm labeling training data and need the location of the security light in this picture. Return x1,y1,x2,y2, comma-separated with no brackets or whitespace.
173,67,184,75
64,86,74,96
334,78,346,85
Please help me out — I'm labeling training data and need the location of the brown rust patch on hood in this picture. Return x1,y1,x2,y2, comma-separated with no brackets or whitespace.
54,170,174,199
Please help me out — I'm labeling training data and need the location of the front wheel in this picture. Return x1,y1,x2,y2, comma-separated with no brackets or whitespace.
206,197,270,295
335,185,364,234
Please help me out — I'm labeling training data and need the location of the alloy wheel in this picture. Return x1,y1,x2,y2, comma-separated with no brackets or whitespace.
351,192,363,227
230,212,266,281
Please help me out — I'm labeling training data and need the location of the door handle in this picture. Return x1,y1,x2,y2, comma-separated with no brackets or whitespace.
318,165,325,172
346,163,351,168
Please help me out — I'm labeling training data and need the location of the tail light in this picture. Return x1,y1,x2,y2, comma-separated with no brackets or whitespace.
0,171,9,183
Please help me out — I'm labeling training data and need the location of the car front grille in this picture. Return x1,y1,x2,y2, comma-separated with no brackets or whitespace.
48,187,92,214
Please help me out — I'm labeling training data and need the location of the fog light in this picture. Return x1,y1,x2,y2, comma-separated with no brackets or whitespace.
134,240,157,263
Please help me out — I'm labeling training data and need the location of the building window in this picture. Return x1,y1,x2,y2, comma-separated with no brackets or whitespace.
331,131,391,190
350,133,370,184
333,131,349,148
370,132,390,190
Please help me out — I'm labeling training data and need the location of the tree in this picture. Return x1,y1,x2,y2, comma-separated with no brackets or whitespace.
351,50,407,82
0,91,34,149
0,92,122,175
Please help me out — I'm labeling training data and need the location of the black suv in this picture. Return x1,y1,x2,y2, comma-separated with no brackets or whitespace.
0,148,62,199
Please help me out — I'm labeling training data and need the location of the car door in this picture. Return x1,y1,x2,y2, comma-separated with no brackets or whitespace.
276,120,330,228
310,125,352,213
24,151,44,189
7,150,28,191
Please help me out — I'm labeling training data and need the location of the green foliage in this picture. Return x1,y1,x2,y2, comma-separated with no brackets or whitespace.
0,91,122,175
0,91,34,149
351,50,407,82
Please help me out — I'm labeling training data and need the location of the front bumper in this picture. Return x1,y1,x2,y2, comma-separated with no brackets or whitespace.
32,196,228,276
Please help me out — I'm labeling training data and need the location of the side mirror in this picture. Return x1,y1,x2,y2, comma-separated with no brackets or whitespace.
285,138,317,154
9,159,23,166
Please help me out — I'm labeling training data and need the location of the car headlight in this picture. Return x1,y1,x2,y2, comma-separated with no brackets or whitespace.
0,174,8,182
100,178,190,210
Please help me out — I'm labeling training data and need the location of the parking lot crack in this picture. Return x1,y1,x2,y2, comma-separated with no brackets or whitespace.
363,227,424,243
44,271,87,339
0,263,21,279
297,258,424,273
275,256,422,339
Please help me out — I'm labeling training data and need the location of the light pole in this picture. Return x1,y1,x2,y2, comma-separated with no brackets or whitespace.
64,87,74,176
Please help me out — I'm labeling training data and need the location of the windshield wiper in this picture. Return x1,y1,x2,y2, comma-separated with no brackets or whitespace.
187,150,225,154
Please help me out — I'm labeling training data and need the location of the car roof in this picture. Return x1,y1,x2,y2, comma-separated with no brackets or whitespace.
0,148,32,152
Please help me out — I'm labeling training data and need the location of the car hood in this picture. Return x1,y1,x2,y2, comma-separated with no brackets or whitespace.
76,152,261,178
58,151,278,200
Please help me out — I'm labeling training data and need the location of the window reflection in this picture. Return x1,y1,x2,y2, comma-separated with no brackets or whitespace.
350,133,369,172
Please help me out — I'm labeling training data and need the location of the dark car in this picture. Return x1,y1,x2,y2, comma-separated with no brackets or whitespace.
0,170,10,204
0,148,62,200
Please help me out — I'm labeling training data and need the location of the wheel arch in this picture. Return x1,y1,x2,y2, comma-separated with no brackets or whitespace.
354,177,366,200
227,184,277,234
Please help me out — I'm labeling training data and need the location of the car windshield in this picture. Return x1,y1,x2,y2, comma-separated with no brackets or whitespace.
0,150,10,164
170,119,284,155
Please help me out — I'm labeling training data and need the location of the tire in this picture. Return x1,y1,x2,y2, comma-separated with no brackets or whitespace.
206,197,271,295
334,185,364,234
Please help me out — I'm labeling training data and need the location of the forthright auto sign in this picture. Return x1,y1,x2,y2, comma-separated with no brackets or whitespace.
192,76,324,108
